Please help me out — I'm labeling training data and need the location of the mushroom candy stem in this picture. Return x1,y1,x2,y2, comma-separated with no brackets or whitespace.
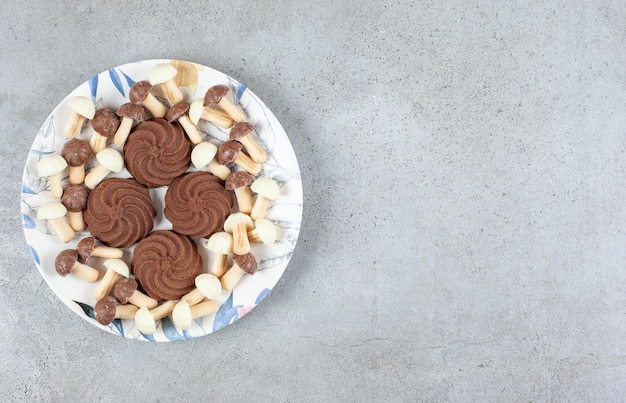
55,249,99,282
190,142,231,181
36,154,68,199
135,301,177,335
220,253,258,291
113,278,158,309
166,101,203,144
204,85,246,122
181,273,222,306
229,122,267,163
203,232,233,278
189,98,233,129
223,213,254,256
172,299,219,330
92,259,130,301
94,296,138,325
114,103,147,147
217,140,262,176
84,148,124,189
37,202,75,243
129,81,167,119
250,177,280,220
64,96,96,139
149,63,184,104
225,171,255,214
77,236,124,263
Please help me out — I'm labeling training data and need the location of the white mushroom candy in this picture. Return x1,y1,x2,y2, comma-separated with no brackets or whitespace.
181,273,222,306
92,258,130,301
189,98,234,129
223,213,254,256
37,202,75,243
36,154,68,199
250,177,280,220
149,63,184,104
64,96,96,138
134,301,177,335
172,299,219,330
84,148,124,189
203,232,233,277
191,142,231,181
247,218,278,245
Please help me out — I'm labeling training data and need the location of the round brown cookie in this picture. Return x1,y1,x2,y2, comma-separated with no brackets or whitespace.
164,171,233,240
131,230,203,301
83,177,155,248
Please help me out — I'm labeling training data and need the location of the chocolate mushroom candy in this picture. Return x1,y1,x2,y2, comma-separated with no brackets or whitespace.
229,122,267,163
134,301,177,335
204,85,246,122
223,212,254,256
250,177,280,220
64,96,95,138
92,258,130,301
181,273,222,306
202,232,233,277
89,108,121,153
61,139,91,185
113,278,158,309
217,140,262,175
61,184,88,231
225,171,255,214
166,101,203,144
149,63,184,104
84,148,124,189
113,103,147,147
94,296,138,325
37,202,74,243
55,249,99,282
220,252,258,291
247,218,278,245
189,98,234,129
172,299,219,330
36,154,68,199
190,142,231,181
77,236,123,264
129,80,167,118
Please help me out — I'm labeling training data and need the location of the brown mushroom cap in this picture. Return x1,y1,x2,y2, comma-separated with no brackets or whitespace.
61,184,88,212
217,140,243,165
129,81,153,103
55,249,78,276
233,253,257,275
204,85,229,105
91,108,121,136
76,236,96,263
61,139,91,167
229,122,255,140
166,101,190,122
117,103,147,121
113,278,138,304
94,296,117,325
225,171,254,190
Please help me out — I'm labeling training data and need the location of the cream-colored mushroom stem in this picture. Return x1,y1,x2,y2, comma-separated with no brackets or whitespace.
115,304,139,320
234,153,262,175
206,160,230,181
201,106,234,128
218,98,246,122
128,290,158,309
220,264,246,291
90,246,124,259
68,211,85,232
113,117,134,147
250,196,272,221
161,80,184,104
178,115,203,144
209,253,228,278
84,164,112,189
49,217,75,243
68,165,86,185
48,173,64,199
142,93,167,118
92,269,123,301
232,222,251,255
238,134,267,163
64,112,86,139
89,133,109,153
234,186,254,214
71,261,99,283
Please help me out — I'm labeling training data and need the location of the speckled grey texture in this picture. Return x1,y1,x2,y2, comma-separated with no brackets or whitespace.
3,0,626,401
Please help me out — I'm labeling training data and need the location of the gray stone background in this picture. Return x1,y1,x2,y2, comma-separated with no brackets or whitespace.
2,0,626,401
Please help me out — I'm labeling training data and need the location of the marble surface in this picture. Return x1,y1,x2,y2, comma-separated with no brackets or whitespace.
2,1,626,401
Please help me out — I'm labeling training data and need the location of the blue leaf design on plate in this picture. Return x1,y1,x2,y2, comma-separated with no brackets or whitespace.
161,317,188,341
29,150,54,156
119,68,136,87
255,288,271,304
29,245,40,265
88,75,98,101
213,292,240,332
74,300,95,319
22,214,36,229
235,83,247,102
111,319,124,337
109,68,125,97
22,182,36,195
140,332,156,342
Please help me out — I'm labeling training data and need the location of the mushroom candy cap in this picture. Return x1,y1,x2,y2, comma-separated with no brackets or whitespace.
190,142,218,169
55,249,78,276
95,148,124,172
225,171,254,190
129,81,153,103
217,140,243,165
37,201,67,220
61,184,88,212
67,96,96,119
76,236,96,263
36,154,68,177
149,63,177,85
94,296,117,325
204,85,229,104
61,139,91,167
117,103,147,121
91,108,121,136
113,278,138,304
233,253,258,275
229,122,255,140
166,101,190,122
251,177,280,200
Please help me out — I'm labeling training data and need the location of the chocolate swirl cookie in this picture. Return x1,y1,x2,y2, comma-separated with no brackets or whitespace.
83,178,155,248
131,230,203,301
164,171,233,240
123,118,192,187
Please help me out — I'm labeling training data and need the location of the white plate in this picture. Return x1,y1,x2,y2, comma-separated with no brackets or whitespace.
21,59,302,341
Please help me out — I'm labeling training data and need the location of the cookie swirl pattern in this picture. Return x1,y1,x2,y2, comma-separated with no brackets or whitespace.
123,118,192,188
83,178,156,248
164,171,233,240
132,230,203,301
